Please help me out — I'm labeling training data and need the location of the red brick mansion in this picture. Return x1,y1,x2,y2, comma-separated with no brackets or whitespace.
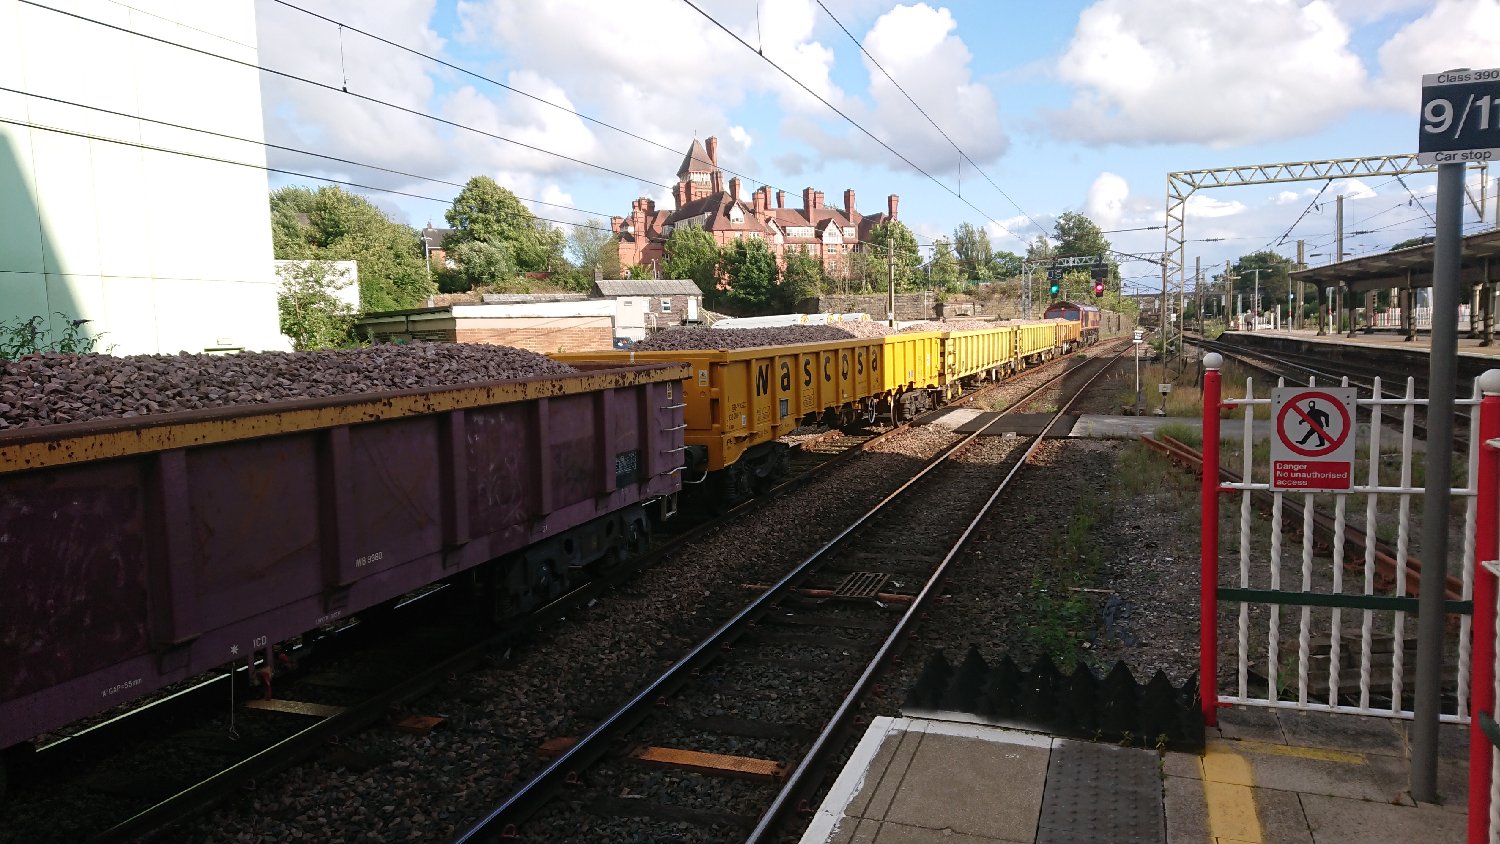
612,136,899,277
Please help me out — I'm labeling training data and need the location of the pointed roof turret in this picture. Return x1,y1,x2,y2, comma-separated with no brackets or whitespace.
676,137,717,179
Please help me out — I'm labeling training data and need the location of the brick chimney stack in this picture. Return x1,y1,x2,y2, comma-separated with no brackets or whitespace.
844,189,856,217
888,194,899,220
803,187,816,213
711,170,724,194
610,216,623,235
814,191,825,210
705,135,718,165
776,190,786,208
753,187,767,213
728,176,741,200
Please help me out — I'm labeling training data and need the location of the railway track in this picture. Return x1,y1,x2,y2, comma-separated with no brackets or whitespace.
1,346,1111,843
1183,333,1474,448
453,344,1128,843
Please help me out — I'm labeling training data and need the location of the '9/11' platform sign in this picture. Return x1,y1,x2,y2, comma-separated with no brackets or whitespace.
1419,68,1500,165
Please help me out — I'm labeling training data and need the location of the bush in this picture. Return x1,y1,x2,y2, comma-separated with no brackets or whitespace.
0,313,108,360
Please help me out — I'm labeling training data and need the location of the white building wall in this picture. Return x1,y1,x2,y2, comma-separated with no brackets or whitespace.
0,0,288,354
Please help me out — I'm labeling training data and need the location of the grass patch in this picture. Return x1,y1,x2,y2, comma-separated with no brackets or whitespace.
1026,499,1107,665
1155,422,1202,448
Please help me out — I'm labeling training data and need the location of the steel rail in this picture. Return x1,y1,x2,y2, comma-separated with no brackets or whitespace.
744,345,1129,843
73,345,1101,841
454,341,1129,842
1186,334,1469,447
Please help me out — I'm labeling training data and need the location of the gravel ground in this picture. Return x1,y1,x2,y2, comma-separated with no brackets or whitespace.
0,344,576,429
869,354,1202,704
13,346,1100,843
170,424,962,844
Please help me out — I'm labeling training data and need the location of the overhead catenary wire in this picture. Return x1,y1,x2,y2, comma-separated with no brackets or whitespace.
0,116,614,232
264,0,798,200
677,0,1027,247
811,0,1048,240
0,86,614,220
19,0,671,189
1267,178,1333,249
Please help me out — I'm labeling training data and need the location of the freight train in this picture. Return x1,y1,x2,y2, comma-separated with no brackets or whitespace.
555,318,1083,500
1042,301,1125,345
0,317,1089,790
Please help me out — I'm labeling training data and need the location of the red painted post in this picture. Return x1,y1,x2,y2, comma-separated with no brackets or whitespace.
1201,353,1224,727
1469,372,1500,843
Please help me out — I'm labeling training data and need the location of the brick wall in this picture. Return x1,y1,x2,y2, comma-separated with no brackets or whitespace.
455,326,612,353
645,294,700,324
811,293,1017,320
363,315,614,354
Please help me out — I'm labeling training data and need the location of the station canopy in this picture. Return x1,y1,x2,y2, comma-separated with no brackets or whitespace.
1289,228,1500,295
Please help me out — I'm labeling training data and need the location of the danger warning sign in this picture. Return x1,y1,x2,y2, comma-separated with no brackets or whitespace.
1270,387,1357,491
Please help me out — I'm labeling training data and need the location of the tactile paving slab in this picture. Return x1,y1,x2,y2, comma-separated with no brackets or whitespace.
1035,739,1164,844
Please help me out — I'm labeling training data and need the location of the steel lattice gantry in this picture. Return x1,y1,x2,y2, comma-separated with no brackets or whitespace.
1163,154,1489,321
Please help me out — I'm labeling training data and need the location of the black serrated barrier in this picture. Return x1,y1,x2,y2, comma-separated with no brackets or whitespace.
902,646,1204,752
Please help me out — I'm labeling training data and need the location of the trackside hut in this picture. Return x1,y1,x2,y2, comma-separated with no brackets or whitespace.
357,301,617,354
593,279,703,331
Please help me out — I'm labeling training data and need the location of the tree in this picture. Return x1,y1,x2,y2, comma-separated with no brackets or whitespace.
1025,234,1053,264
276,260,358,351
1390,235,1433,251
1230,250,1294,314
1051,211,1118,288
269,186,434,312
1052,211,1112,259
952,222,993,280
662,224,721,300
720,237,781,312
445,176,565,273
989,250,1023,280
597,237,623,280
449,239,518,289
567,219,614,272
863,219,921,292
929,238,960,293
780,249,825,309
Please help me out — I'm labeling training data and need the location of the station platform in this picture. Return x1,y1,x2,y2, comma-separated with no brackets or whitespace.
1221,328,1500,361
798,707,1467,844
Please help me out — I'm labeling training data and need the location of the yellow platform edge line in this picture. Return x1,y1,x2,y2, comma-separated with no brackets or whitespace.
1226,737,1366,765
1201,743,1265,843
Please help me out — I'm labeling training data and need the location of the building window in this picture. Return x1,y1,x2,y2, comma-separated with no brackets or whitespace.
661,298,672,313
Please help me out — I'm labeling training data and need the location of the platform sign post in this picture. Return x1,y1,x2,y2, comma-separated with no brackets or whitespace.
1269,387,1357,491
1413,67,1494,802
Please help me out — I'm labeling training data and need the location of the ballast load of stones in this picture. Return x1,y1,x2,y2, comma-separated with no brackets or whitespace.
628,318,1010,351
628,325,857,351
0,343,577,430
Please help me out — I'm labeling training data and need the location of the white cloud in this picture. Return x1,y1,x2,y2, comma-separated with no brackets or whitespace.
1085,172,1129,228
1373,0,1500,108
1185,195,1247,218
729,125,754,150
790,3,1007,174
455,0,839,148
987,214,1052,249
1325,0,1431,23
1274,190,1302,205
1051,0,1368,146
1337,177,1378,200
256,0,446,174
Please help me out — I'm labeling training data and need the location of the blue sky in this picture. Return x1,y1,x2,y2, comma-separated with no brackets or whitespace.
253,0,1500,296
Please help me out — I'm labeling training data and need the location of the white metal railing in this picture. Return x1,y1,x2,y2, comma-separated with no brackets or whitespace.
1370,306,1473,331
1210,375,1480,721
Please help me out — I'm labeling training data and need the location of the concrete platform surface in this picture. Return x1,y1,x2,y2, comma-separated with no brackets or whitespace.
1226,328,1500,360
800,708,1471,844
